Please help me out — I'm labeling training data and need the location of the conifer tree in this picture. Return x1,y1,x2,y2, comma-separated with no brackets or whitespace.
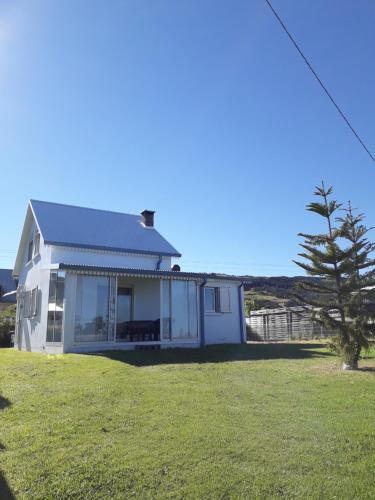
294,183,375,369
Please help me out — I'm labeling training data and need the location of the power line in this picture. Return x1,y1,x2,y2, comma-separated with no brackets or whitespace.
264,0,375,164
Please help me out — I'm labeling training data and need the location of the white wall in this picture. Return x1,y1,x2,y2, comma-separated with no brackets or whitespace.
50,246,172,270
131,278,160,320
203,280,243,345
15,221,62,354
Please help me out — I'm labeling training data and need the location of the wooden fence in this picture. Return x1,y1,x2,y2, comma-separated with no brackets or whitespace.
246,307,336,341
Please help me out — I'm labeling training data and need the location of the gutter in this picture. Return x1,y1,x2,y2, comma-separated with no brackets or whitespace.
238,281,246,343
156,255,163,270
199,278,207,347
58,263,245,282
1,290,17,298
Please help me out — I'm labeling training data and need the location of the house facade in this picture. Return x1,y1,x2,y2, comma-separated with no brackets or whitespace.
13,200,246,354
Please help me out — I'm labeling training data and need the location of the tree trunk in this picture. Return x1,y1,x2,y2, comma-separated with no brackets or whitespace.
342,361,358,370
342,342,360,370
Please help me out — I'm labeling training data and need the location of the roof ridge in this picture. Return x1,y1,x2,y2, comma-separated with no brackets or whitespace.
30,199,141,219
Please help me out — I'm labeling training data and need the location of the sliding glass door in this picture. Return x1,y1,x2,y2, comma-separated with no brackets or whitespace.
162,280,198,341
116,287,133,340
74,275,110,342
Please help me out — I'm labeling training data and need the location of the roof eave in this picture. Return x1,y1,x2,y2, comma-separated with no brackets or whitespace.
45,240,181,258
58,263,244,282
13,202,37,278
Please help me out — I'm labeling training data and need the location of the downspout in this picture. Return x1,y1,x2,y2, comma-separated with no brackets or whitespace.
199,277,207,347
238,281,246,343
156,255,163,270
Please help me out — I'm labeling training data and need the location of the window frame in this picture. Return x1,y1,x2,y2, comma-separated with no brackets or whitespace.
33,231,41,258
46,271,65,344
161,279,199,341
27,239,33,263
74,274,111,343
30,287,38,317
204,286,231,314
204,287,217,313
115,285,134,341
23,290,31,319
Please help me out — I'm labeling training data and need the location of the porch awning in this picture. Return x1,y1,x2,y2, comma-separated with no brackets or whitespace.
58,263,245,283
1,290,17,298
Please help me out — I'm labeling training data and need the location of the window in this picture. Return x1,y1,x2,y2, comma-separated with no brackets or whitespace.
74,275,110,342
162,280,171,340
30,287,38,317
162,280,198,340
187,281,198,337
23,290,31,318
27,240,33,262
33,231,40,257
116,287,133,340
204,287,217,312
47,271,65,343
204,287,231,313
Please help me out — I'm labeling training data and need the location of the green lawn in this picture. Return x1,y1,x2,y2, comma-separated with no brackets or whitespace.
1,343,375,499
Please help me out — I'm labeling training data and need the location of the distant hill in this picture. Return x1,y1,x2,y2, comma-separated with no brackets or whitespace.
243,276,318,312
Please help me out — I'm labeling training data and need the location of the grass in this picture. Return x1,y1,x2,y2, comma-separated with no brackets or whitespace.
1,343,375,499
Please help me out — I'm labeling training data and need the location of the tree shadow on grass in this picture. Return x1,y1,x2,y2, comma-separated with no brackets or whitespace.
357,366,375,373
0,475,15,500
0,396,15,500
0,395,11,410
89,342,334,367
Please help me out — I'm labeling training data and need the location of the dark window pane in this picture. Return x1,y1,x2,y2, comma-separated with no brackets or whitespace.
49,272,57,303
204,288,215,312
74,276,109,342
46,271,64,343
34,232,40,255
47,311,55,342
27,240,33,262
54,311,63,342
162,280,171,340
56,277,64,309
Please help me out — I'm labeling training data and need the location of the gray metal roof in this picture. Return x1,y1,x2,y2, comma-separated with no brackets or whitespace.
0,269,17,303
58,263,245,282
30,200,181,257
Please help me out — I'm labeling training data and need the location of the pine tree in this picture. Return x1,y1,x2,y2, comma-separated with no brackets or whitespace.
335,202,375,366
294,182,375,369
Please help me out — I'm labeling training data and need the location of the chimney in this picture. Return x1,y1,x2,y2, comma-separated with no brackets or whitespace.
141,209,155,227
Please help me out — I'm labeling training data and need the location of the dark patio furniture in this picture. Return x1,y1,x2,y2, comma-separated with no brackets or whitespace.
116,319,160,342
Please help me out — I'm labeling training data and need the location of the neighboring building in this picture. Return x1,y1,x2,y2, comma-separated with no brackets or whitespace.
0,269,17,312
13,200,246,353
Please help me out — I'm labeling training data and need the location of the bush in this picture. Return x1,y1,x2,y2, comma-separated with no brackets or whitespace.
0,305,16,347
0,324,12,347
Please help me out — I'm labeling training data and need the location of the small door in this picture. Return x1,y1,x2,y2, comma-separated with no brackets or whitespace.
116,287,133,339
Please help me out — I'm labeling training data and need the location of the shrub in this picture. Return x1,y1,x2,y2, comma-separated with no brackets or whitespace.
0,305,16,347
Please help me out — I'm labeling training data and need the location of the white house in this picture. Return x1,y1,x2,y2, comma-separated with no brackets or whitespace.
13,200,246,353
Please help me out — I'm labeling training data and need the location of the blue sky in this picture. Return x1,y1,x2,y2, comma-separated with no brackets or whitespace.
1,0,374,276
